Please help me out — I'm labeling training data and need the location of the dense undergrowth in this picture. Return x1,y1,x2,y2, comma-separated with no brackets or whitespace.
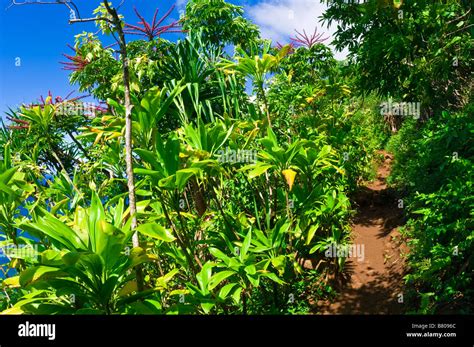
387,106,474,313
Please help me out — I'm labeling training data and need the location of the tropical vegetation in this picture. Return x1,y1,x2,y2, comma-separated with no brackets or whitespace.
0,0,472,315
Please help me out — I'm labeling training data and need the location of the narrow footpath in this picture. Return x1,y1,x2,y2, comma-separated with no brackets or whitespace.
318,151,407,314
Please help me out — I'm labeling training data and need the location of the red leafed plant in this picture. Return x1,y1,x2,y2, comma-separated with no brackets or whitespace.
124,5,182,41
290,27,329,48
7,116,29,130
60,44,90,72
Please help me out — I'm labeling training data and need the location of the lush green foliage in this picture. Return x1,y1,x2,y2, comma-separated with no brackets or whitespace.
387,107,473,313
323,0,473,114
182,0,260,49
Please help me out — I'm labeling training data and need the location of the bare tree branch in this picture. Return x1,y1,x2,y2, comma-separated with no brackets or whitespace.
69,17,112,24
8,0,81,19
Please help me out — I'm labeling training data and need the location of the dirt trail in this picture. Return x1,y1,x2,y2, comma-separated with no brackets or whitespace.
317,151,406,314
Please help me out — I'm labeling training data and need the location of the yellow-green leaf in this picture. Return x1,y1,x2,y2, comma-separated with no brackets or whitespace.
137,223,176,242
2,276,20,288
118,280,138,297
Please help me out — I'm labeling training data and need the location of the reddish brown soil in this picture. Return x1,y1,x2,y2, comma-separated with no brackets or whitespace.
316,151,407,314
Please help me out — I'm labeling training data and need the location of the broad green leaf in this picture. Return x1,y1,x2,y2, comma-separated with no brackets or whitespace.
137,223,176,242
175,168,200,190
19,266,65,287
89,192,106,254
219,283,238,300
261,272,285,285
197,262,214,294
118,280,138,297
209,247,230,265
240,229,252,262
21,213,86,251
306,223,320,245
247,164,273,179
3,276,20,288
244,264,256,275
209,271,235,291
41,250,64,266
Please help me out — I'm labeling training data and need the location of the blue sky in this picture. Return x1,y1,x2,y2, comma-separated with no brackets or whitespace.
0,0,345,117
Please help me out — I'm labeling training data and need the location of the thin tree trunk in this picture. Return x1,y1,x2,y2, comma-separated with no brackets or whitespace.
259,84,271,128
103,0,143,291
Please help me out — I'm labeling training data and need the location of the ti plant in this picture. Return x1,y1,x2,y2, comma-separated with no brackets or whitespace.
2,193,173,314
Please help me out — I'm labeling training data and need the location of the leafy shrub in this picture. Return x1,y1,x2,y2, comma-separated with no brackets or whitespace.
388,107,474,313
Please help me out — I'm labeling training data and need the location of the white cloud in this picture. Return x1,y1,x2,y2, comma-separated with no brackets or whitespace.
176,0,187,8
246,0,348,60
175,0,188,16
